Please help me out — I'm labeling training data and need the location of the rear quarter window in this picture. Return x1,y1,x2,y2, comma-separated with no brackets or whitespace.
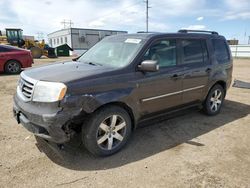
212,39,230,64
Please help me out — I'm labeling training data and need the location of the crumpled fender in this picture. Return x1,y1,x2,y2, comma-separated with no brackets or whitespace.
62,87,138,120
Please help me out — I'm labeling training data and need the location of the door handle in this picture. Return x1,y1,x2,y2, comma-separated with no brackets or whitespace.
171,74,183,79
206,68,212,73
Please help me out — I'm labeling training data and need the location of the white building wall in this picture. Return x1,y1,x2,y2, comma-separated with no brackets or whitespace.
230,45,250,58
48,28,127,50
47,28,72,48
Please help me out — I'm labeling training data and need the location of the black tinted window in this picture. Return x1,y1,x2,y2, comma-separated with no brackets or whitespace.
0,47,9,53
181,39,207,64
0,46,16,53
212,39,230,64
143,39,176,67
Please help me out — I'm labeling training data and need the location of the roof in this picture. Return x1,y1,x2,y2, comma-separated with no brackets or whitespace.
55,44,73,51
107,31,225,40
0,44,29,51
48,27,127,36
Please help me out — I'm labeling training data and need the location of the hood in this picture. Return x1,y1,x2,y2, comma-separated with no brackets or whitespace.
23,61,114,83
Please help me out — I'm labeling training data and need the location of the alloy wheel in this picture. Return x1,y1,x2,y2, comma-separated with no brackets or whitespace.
7,62,20,73
210,89,222,112
96,115,127,150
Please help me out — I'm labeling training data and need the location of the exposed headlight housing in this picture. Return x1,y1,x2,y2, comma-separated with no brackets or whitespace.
32,81,67,102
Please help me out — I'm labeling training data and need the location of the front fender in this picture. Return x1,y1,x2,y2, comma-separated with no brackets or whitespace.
62,87,138,116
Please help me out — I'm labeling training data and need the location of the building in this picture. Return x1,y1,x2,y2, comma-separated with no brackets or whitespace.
227,39,239,45
47,28,127,54
23,35,35,41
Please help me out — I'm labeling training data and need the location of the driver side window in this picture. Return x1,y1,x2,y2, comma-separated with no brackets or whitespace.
143,39,177,68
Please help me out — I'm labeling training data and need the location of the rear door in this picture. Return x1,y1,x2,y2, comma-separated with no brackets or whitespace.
179,39,211,104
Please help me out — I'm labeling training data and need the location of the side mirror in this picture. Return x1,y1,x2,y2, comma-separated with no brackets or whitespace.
138,60,159,72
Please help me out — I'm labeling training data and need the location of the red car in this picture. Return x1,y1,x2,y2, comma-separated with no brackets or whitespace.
0,45,33,74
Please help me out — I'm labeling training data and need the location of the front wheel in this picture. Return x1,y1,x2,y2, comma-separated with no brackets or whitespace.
203,84,225,116
4,60,21,74
82,106,132,157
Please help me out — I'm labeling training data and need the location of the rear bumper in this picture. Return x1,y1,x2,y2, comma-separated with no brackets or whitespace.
13,95,72,143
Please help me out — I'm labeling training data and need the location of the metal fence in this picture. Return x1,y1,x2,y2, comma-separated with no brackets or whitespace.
229,45,250,58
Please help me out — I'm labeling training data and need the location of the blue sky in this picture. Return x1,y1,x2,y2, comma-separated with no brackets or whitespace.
0,0,249,44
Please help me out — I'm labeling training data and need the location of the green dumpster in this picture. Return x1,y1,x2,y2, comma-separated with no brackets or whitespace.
56,44,73,56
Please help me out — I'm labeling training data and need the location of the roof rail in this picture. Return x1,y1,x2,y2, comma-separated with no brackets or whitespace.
178,29,218,35
137,31,148,33
137,31,160,34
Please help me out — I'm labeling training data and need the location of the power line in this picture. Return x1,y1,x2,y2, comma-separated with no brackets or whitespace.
61,19,74,29
36,32,44,40
74,1,143,27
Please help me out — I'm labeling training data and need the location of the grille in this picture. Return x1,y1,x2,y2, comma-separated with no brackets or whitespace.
19,76,35,101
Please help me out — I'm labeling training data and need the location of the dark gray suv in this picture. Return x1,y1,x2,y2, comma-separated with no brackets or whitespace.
13,30,233,156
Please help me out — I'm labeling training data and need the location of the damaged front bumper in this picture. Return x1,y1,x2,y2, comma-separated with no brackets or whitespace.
13,94,80,143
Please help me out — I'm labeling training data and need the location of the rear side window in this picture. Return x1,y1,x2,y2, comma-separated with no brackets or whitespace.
181,39,208,65
212,39,230,64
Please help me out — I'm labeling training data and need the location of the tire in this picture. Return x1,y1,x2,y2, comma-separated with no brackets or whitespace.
30,46,42,58
82,105,132,157
4,60,21,74
203,84,225,116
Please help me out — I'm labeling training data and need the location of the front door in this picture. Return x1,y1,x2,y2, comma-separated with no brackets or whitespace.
135,38,183,115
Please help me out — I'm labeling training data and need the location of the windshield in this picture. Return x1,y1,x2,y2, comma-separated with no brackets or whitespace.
78,36,145,68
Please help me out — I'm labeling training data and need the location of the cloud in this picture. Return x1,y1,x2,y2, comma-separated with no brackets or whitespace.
222,0,250,20
150,0,206,17
224,0,250,11
196,16,204,21
0,0,248,42
183,25,206,30
88,19,106,28
223,11,250,20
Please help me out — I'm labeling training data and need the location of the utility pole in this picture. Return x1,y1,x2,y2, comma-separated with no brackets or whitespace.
146,0,149,32
36,32,44,40
61,20,74,29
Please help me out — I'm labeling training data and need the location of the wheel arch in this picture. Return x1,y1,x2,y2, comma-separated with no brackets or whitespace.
5,59,22,68
205,80,227,101
215,80,227,92
94,101,136,130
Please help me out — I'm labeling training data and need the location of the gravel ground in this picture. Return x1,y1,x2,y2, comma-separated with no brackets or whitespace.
0,57,249,188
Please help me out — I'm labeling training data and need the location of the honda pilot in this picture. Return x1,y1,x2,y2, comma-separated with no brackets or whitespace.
13,30,233,156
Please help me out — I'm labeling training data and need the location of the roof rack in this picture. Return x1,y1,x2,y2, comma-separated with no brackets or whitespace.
137,31,160,33
178,29,218,35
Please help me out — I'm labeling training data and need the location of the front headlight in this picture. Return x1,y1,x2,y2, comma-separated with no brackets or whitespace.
32,81,67,102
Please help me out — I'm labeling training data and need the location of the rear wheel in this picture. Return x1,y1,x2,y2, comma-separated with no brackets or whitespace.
203,84,225,116
82,106,132,156
4,60,21,74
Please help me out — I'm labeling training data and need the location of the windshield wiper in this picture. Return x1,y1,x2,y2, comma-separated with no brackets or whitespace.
86,62,102,66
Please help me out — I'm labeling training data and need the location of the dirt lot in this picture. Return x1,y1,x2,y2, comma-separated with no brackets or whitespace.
0,57,250,188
